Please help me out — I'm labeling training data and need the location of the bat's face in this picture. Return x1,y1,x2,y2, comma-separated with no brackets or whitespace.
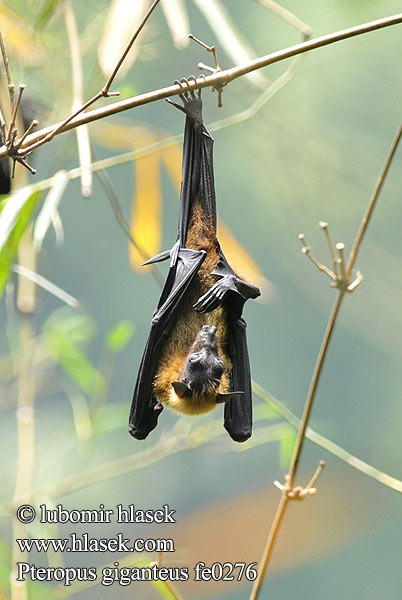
167,325,227,415
179,324,225,395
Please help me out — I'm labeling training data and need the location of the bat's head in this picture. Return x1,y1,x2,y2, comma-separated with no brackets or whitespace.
170,325,243,413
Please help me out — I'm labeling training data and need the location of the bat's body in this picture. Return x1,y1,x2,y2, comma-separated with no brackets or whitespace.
129,86,260,442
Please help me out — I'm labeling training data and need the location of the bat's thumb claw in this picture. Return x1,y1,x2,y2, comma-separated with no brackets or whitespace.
166,98,186,113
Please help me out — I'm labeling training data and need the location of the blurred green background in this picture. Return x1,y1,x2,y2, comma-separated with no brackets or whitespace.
0,1,401,599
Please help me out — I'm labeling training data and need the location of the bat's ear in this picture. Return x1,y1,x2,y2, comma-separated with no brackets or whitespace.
172,381,190,397
216,391,244,404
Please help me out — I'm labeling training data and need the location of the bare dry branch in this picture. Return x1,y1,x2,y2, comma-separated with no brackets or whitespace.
1,12,401,160
0,27,14,121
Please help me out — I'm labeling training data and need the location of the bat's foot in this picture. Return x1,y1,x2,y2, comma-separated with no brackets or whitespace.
166,76,206,124
193,275,239,313
194,273,260,313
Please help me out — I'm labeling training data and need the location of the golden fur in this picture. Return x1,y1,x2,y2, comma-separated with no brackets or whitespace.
153,202,232,414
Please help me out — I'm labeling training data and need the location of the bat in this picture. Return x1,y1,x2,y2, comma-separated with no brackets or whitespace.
129,79,260,442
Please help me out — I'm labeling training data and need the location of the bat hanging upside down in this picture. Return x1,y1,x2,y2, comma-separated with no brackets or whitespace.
129,79,260,442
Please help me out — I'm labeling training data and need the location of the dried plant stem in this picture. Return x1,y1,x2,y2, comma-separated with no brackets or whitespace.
250,293,344,600
92,153,165,287
102,0,162,95
2,12,401,160
347,118,402,277
0,27,14,121
250,115,402,599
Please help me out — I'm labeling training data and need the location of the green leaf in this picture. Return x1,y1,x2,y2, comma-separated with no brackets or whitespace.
105,320,135,352
151,579,181,600
35,0,61,29
44,309,96,345
43,309,102,395
279,429,296,471
0,188,39,298
253,400,279,421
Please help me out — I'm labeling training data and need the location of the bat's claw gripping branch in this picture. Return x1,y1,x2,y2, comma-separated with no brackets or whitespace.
274,460,325,501
189,33,225,107
299,222,363,293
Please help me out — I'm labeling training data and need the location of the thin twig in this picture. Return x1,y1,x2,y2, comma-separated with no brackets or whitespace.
102,0,162,95
92,148,165,288
298,233,336,280
0,27,14,121
2,12,402,159
249,116,402,598
7,84,25,143
319,221,338,277
346,118,402,278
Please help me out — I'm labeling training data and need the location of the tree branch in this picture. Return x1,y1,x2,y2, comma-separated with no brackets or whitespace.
1,12,401,160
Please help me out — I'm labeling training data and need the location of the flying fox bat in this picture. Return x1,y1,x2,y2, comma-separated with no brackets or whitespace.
129,79,260,442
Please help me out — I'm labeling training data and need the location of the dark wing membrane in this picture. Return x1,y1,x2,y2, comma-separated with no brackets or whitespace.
224,316,253,442
129,248,206,440
178,115,217,244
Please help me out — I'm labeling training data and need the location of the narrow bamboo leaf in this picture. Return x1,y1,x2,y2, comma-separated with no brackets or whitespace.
44,309,95,345
130,149,162,270
35,0,61,29
218,218,269,295
162,142,183,190
0,187,35,252
279,429,296,470
76,124,93,198
192,0,268,89
68,393,93,441
44,330,101,395
161,0,190,48
253,381,402,494
0,189,39,297
98,0,150,81
151,579,181,600
0,5,42,64
105,320,135,352
11,264,80,308
33,170,69,250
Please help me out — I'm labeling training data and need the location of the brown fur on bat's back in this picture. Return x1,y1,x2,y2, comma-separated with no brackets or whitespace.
153,202,232,411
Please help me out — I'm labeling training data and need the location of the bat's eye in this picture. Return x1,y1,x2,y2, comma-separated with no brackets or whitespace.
217,358,225,368
190,352,202,362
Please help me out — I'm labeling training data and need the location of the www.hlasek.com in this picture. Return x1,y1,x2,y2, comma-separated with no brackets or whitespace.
15,503,257,586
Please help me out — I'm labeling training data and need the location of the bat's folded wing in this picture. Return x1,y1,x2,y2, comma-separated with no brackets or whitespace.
224,317,253,442
129,247,206,440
